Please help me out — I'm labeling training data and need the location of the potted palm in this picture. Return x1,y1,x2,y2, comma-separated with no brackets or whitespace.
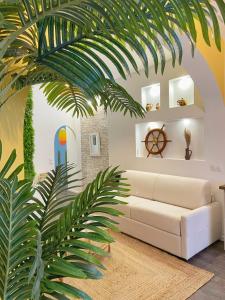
0,141,129,299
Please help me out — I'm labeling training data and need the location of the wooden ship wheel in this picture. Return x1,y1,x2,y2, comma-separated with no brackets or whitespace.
142,124,172,158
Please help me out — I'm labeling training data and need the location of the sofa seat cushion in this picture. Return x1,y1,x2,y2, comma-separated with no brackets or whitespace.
116,196,150,218
130,199,190,236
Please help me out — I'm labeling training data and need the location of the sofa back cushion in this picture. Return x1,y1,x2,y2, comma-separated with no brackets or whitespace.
126,170,211,209
126,170,157,200
153,174,211,209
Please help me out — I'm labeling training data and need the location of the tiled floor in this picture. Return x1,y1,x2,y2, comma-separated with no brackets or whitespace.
189,241,225,299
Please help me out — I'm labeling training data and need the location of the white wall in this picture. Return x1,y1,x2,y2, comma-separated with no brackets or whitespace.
32,84,82,180
108,44,225,239
108,64,209,177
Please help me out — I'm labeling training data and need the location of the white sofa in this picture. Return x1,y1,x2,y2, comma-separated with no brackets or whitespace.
114,170,221,260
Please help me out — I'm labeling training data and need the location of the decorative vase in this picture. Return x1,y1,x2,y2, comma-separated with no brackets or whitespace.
146,103,153,112
185,148,192,160
177,98,187,106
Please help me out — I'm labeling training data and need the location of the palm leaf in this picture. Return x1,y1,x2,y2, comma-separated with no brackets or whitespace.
43,281,92,300
41,81,96,117
0,0,85,59
34,164,82,239
12,65,61,90
41,80,145,118
1,0,224,116
99,80,146,118
0,140,24,180
39,166,129,299
0,178,37,299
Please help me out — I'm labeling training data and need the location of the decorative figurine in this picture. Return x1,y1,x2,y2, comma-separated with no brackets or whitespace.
146,103,153,112
184,128,192,160
177,98,187,106
156,103,160,110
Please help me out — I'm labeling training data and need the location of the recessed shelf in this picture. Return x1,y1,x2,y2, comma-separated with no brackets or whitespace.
169,75,194,108
136,118,204,160
136,156,205,163
141,83,160,112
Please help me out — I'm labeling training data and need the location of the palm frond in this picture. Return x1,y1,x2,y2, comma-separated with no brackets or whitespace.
41,80,145,118
0,178,37,299
40,166,129,299
99,80,146,118
1,0,224,116
42,281,92,300
41,81,96,117
0,0,84,59
0,140,24,180
34,164,82,239
0,143,128,300
13,66,61,90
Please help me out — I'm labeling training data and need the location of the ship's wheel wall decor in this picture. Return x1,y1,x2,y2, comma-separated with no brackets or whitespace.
142,124,172,158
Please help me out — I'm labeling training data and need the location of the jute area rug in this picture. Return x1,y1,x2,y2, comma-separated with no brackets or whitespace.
65,232,213,300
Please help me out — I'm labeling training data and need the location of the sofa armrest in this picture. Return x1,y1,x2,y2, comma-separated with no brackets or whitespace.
181,202,221,260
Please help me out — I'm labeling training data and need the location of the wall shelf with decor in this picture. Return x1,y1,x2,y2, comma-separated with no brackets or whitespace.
136,156,205,163
135,118,205,161
141,74,204,120
169,75,195,108
141,83,161,112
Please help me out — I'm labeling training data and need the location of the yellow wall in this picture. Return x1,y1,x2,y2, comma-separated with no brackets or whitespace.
0,87,28,178
196,22,225,101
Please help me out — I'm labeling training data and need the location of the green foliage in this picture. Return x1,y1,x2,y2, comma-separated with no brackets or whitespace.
0,178,37,299
0,141,37,299
0,0,224,117
0,141,129,299
42,80,146,118
24,88,35,180
0,140,24,180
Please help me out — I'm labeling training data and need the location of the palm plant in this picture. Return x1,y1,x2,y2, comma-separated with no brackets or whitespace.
0,141,129,299
0,1,225,299
0,0,224,117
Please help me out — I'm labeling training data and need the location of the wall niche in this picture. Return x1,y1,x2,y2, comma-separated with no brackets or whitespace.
136,118,204,161
169,75,194,108
141,83,161,112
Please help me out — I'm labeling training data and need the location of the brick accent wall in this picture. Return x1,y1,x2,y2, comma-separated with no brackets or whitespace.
81,108,109,187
